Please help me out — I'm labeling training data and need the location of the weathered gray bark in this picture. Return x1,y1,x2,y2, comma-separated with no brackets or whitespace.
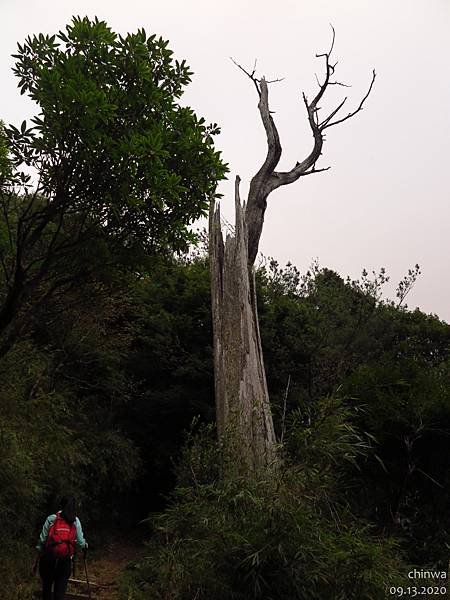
210,34,375,471
210,176,277,470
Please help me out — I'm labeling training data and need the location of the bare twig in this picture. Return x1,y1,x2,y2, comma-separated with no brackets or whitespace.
321,70,376,130
230,57,261,96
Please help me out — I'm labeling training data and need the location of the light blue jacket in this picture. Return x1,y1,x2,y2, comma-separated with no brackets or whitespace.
36,512,88,555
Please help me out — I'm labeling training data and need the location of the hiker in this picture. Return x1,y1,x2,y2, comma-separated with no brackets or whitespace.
33,496,88,600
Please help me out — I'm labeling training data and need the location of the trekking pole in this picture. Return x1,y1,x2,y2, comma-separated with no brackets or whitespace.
83,548,92,600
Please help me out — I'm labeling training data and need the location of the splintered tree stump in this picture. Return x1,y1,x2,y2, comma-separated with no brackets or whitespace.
210,178,277,471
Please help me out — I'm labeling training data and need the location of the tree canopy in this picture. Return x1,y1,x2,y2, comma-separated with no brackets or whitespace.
0,16,227,352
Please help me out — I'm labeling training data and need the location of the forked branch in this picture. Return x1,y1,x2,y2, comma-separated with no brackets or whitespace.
234,28,376,266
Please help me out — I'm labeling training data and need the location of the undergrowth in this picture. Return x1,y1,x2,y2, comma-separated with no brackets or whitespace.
121,397,409,599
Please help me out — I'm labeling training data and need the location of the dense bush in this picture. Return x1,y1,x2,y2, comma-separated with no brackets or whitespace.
121,400,408,600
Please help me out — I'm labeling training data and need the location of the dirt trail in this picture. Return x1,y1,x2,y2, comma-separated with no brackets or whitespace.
69,539,145,600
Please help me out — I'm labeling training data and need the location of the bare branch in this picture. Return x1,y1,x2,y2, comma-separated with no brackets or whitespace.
251,58,257,77
319,97,348,128
321,69,376,130
316,24,336,59
265,77,285,84
265,89,325,191
246,77,283,264
255,78,283,176
264,31,375,192
231,57,285,96
230,57,261,96
230,29,375,266
300,166,331,176
310,25,337,108
328,81,351,88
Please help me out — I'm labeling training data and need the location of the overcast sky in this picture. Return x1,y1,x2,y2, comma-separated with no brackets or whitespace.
2,0,449,321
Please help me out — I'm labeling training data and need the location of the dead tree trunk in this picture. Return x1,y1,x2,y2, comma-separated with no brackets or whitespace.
210,30,375,471
210,177,277,470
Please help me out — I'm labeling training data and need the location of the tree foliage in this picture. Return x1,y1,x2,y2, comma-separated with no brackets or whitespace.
9,16,225,249
0,16,227,352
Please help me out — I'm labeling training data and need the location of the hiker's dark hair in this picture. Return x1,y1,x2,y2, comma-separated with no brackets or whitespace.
60,496,76,524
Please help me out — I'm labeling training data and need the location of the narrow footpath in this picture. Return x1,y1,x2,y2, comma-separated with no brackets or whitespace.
68,539,145,600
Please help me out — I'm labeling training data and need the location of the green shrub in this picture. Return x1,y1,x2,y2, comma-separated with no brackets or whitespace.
122,400,408,599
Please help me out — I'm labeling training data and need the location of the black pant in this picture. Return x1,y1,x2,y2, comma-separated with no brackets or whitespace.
39,554,72,600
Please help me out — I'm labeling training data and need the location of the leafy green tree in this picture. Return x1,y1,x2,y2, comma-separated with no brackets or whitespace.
0,16,227,353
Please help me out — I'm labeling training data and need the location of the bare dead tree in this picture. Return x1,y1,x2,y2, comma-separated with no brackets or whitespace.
209,29,376,471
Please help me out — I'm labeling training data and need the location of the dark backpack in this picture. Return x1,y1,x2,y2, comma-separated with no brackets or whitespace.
45,513,77,559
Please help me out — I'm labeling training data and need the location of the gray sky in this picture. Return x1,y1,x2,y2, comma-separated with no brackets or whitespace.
2,0,449,321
